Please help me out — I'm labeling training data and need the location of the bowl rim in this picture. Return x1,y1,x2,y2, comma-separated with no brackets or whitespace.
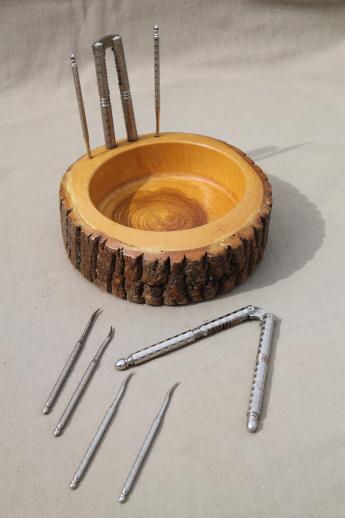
62,132,271,254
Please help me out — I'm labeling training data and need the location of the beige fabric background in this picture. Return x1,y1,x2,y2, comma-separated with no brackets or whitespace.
1,1,345,517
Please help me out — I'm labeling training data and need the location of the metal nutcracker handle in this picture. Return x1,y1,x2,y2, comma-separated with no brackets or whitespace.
247,309,275,432
112,34,138,142
92,35,117,149
115,305,275,433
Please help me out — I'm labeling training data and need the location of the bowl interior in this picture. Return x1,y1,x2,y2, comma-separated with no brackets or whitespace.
89,140,246,232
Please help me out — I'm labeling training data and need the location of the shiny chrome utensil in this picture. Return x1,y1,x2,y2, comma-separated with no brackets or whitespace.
42,308,101,415
54,327,114,436
115,305,275,432
153,25,160,137
70,54,92,158
118,383,178,503
112,34,138,142
247,310,274,432
92,35,117,149
70,373,133,489
115,305,256,369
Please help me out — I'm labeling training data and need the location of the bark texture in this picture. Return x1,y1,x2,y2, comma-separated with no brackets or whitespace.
59,147,272,306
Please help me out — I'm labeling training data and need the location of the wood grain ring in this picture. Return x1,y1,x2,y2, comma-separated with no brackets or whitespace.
59,133,272,305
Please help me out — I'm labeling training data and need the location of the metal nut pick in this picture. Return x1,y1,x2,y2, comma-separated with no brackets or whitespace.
112,34,138,142
92,38,117,149
115,306,276,433
54,327,114,436
42,308,101,415
70,373,134,490
70,54,92,158
153,25,160,137
118,383,179,503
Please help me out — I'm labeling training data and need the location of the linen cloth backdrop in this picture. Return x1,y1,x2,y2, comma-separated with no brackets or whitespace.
1,1,344,517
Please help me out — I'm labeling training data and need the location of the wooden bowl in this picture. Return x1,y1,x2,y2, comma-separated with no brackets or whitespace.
60,133,272,305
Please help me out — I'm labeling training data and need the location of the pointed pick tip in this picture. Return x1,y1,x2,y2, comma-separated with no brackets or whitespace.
87,308,102,327
167,382,180,398
124,371,135,383
93,308,102,318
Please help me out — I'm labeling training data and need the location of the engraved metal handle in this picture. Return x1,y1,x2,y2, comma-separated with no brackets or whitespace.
115,306,276,434
247,313,274,432
92,41,116,149
154,24,160,136
112,34,138,142
115,305,255,370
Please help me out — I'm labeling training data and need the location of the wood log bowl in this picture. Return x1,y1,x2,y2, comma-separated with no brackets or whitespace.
60,133,272,305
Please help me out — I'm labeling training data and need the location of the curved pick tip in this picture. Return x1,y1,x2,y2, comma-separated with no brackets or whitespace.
70,53,76,62
167,382,180,397
85,308,102,331
92,308,102,319
124,370,135,380
115,358,127,371
70,479,78,490
103,326,115,344
247,416,258,433
118,493,127,504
